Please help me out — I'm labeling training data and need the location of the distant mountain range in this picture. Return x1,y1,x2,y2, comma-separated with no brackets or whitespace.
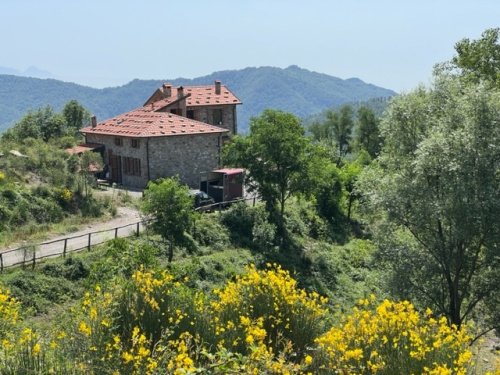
0,65,396,133
0,65,54,79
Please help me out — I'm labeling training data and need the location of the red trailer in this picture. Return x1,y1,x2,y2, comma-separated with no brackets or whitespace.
200,168,245,203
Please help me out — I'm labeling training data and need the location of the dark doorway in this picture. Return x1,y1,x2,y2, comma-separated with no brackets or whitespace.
109,153,122,184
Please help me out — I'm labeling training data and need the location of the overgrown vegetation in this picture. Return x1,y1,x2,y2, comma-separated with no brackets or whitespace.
0,101,116,246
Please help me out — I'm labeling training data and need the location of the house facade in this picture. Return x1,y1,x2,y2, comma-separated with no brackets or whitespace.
80,81,241,188
143,80,240,135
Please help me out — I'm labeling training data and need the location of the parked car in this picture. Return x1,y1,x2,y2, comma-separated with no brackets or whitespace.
189,190,215,209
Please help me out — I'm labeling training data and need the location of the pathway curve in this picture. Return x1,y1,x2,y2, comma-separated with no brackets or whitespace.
0,206,143,269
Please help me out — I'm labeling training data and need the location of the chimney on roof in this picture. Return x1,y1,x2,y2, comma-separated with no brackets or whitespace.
177,86,184,99
162,83,172,98
215,80,221,95
91,116,97,128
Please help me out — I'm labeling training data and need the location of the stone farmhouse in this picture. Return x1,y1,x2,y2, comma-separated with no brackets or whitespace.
80,81,241,188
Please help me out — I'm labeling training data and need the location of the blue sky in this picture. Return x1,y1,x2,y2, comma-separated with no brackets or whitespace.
0,0,498,92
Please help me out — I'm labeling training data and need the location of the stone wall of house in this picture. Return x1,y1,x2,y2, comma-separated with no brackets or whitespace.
85,133,149,188
149,133,222,188
189,105,237,135
85,133,223,189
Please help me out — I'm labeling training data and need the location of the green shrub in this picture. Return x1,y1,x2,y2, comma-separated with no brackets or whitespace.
4,271,82,314
62,257,90,281
88,238,159,285
252,210,276,251
191,214,230,250
220,202,255,246
220,203,276,251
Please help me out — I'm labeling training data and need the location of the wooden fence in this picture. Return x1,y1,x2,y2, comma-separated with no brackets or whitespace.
0,196,257,272
0,220,147,272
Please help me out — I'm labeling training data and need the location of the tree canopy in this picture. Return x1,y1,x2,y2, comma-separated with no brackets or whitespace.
359,73,500,330
452,27,500,88
224,109,326,226
142,177,194,262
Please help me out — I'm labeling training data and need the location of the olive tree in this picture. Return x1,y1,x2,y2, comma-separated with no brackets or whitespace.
359,75,500,332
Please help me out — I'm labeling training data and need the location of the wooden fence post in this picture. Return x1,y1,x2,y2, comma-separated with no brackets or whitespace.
0,253,3,273
253,197,256,207
136,222,140,237
63,239,68,258
32,248,36,269
115,227,118,239
88,233,91,251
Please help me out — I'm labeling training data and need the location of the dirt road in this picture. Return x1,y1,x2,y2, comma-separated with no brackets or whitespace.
0,206,143,269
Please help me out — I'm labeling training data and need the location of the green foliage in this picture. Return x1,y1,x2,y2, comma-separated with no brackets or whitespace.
305,239,384,311
220,202,278,252
354,105,382,158
2,267,84,314
225,110,324,231
63,99,91,132
359,73,500,329
171,248,255,292
142,177,194,262
2,106,72,142
452,27,500,88
190,213,230,250
309,105,355,160
314,163,344,226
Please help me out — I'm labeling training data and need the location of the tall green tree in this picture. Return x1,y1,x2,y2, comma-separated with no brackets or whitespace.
452,27,500,88
355,106,381,158
63,100,91,132
333,105,354,160
142,177,194,262
359,75,500,330
225,109,322,226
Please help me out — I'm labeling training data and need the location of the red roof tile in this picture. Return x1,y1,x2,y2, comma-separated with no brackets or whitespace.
213,168,245,176
147,84,242,110
81,107,228,138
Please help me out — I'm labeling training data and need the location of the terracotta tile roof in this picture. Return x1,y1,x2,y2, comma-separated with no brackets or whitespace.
148,84,242,110
65,143,104,155
213,168,245,176
81,107,229,138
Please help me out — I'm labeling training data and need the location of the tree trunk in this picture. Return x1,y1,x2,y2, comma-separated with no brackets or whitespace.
448,281,462,328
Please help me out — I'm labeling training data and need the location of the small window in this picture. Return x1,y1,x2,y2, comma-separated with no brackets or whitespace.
213,109,223,125
187,109,195,119
123,157,141,176
131,139,140,148
114,137,123,146
170,108,183,116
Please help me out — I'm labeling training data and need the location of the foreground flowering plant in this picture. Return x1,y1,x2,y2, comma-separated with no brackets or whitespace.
0,266,476,374
315,296,472,374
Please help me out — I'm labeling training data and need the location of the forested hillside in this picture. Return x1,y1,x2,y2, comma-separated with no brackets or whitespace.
0,65,395,133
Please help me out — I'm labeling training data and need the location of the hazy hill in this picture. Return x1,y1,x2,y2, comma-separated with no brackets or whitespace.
0,66,396,133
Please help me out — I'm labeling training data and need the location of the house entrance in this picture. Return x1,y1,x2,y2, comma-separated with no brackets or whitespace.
109,153,122,184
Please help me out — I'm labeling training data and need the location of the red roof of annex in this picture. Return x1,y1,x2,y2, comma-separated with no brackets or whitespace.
81,107,229,138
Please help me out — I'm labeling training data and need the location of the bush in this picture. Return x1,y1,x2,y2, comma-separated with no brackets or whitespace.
190,214,230,250
285,198,328,239
4,271,81,314
220,202,255,246
88,238,159,284
207,264,329,354
313,298,472,375
220,203,277,251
